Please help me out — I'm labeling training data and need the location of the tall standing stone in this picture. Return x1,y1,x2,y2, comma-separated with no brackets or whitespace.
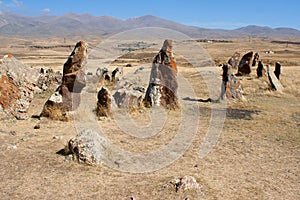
237,51,253,75
274,62,281,80
256,61,265,78
227,52,240,69
144,40,178,108
41,41,87,121
221,64,244,100
267,65,283,91
252,52,259,66
221,64,230,100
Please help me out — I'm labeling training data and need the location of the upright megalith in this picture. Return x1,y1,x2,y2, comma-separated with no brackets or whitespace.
228,52,240,69
41,41,88,121
111,66,123,83
267,65,283,91
237,51,253,75
256,61,266,78
252,52,259,66
220,64,244,100
274,62,281,80
144,39,178,108
221,64,230,100
96,87,112,117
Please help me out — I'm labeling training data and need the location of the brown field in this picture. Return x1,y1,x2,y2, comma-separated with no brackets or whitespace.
0,36,299,199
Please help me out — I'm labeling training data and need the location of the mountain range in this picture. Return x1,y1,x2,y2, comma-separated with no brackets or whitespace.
0,12,300,38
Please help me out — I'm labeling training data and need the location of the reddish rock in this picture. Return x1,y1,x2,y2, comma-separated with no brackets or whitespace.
144,40,179,108
227,52,240,69
0,54,39,120
41,41,87,121
237,51,253,75
226,74,244,99
96,87,112,117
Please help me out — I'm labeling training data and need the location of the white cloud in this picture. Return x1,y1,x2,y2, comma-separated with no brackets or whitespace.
42,8,51,13
0,1,3,5
12,0,23,7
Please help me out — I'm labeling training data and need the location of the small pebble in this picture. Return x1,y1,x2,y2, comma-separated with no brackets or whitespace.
53,135,63,140
34,124,40,129
7,144,17,150
9,131,16,136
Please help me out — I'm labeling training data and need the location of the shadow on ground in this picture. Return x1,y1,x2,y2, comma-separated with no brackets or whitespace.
183,97,261,120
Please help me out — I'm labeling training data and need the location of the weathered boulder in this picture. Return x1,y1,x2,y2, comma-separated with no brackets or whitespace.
37,69,62,91
252,52,259,66
227,52,240,69
41,41,87,121
144,40,179,108
65,129,108,165
169,176,201,193
0,54,39,120
113,85,145,111
237,51,253,75
96,87,112,117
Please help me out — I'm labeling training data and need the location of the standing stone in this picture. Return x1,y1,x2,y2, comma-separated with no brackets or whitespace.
144,40,178,108
237,51,253,75
96,67,111,86
111,66,123,83
221,64,230,100
227,52,240,69
221,64,244,100
267,65,283,91
41,41,87,121
274,62,281,80
256,61,266,78
252,52,259,66
96,87,112,117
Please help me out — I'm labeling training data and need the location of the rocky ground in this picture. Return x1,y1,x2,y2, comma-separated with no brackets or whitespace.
0,36,299,199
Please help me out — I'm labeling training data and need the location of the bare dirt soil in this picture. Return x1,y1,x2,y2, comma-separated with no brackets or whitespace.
0,36,299,199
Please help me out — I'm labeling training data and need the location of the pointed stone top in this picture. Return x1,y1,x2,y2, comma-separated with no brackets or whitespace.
161,39,172,53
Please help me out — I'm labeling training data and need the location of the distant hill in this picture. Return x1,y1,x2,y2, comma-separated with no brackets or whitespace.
0,12,300,38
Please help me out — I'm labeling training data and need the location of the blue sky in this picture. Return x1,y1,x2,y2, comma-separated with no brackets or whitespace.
0,0,299,30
